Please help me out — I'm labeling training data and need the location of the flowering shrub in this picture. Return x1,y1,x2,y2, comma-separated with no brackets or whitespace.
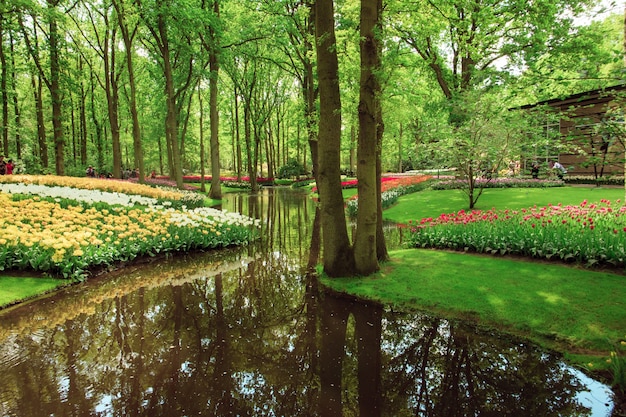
406,199,626,268
0,178,260,280
430,177,564,190
346,175,433,217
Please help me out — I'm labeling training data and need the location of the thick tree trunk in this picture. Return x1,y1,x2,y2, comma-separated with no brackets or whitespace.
315,0,354,277
375,0,388,262
354,0,381,275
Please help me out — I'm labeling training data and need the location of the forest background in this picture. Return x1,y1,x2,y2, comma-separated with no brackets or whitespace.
0,0,624,195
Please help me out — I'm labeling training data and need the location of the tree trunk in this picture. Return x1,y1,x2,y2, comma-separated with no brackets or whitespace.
103,23,122,179
0,16,8,156
49,0,65,175
158,11,184,189
315,0,354,277
374,0,387,262
114,0,145,183
32,73,49,168
198,83,207,192
354,0,381,275
208,1,222,199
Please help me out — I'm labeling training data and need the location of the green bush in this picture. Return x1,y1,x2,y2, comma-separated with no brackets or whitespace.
277,159,307,179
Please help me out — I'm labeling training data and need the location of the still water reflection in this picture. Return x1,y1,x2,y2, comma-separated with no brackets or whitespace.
0,188,613,416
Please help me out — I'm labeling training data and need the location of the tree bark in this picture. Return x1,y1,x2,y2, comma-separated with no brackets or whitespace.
157,7,184,189
315,0,354,276
114,0,145,183
0,15,8,156
48,0,65,175
354,0,381,274
208,0,222,199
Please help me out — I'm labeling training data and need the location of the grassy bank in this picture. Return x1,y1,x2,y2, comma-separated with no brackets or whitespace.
322,249,625,367
326,184,626,390
0,276,67,308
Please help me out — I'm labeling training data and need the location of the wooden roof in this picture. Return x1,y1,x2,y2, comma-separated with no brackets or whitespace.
518,84,626,110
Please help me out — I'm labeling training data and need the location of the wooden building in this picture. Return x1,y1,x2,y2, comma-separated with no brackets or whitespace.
520,84,626,177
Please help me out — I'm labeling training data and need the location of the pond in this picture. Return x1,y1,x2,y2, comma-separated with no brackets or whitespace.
0,187,614,416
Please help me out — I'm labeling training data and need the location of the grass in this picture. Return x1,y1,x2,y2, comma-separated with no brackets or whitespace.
383,186,625,223
0,276,67,308
325,184,626,376
322,249,625,360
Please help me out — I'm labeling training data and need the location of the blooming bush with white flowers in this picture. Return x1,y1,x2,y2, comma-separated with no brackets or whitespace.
0,176,260,280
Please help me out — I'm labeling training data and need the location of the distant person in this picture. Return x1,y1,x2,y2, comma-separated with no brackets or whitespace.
150,169,156,179
531,162,540,179
5,159,14,175
86,166,96,177
0,155,6,175
552,160,567,180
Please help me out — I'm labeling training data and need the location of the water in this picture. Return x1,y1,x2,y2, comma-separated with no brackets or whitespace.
0,187,614,416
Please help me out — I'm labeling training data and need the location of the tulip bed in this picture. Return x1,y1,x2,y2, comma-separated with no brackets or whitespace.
345,175,433,217
0,176,260,280
406,199,626,268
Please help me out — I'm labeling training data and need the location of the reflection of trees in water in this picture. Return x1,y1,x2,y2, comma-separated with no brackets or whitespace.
0,188,600,416
380,312,589,417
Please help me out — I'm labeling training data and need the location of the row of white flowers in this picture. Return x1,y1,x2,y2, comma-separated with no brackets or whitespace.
0,182,159,207
0,181,261,229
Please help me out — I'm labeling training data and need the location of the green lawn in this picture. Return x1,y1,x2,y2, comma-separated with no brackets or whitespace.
324,185,626,379
384,186,625,223
0,276,66,309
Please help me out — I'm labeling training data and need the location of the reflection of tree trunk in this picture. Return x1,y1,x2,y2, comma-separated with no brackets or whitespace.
416,318,440,412
353,299,383,417
435,324,467,417
130,288,146,414
165,285,183,416
319,293,350,417
211,273,235,415
304,207,321,409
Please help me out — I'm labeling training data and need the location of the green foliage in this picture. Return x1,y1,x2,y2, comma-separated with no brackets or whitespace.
277,159,307,179
430,178,564,190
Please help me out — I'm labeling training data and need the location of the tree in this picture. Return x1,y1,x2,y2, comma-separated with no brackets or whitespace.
136,0,201,188
445,92,528,209
19,0,68,174
391,0,594,100
113,0,146,183
314,0,354,276
199,0,222,199
353,0,382,274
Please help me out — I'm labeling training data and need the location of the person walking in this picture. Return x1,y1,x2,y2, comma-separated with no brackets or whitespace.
552,160,567,180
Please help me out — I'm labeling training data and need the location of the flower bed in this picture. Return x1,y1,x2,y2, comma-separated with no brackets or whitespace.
1,175,205,209
430,177,564,190
406,199,626,268
0,177,260,279
346,175,433,217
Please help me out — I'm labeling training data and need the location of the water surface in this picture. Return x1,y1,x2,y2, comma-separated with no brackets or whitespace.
0,188,613,416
